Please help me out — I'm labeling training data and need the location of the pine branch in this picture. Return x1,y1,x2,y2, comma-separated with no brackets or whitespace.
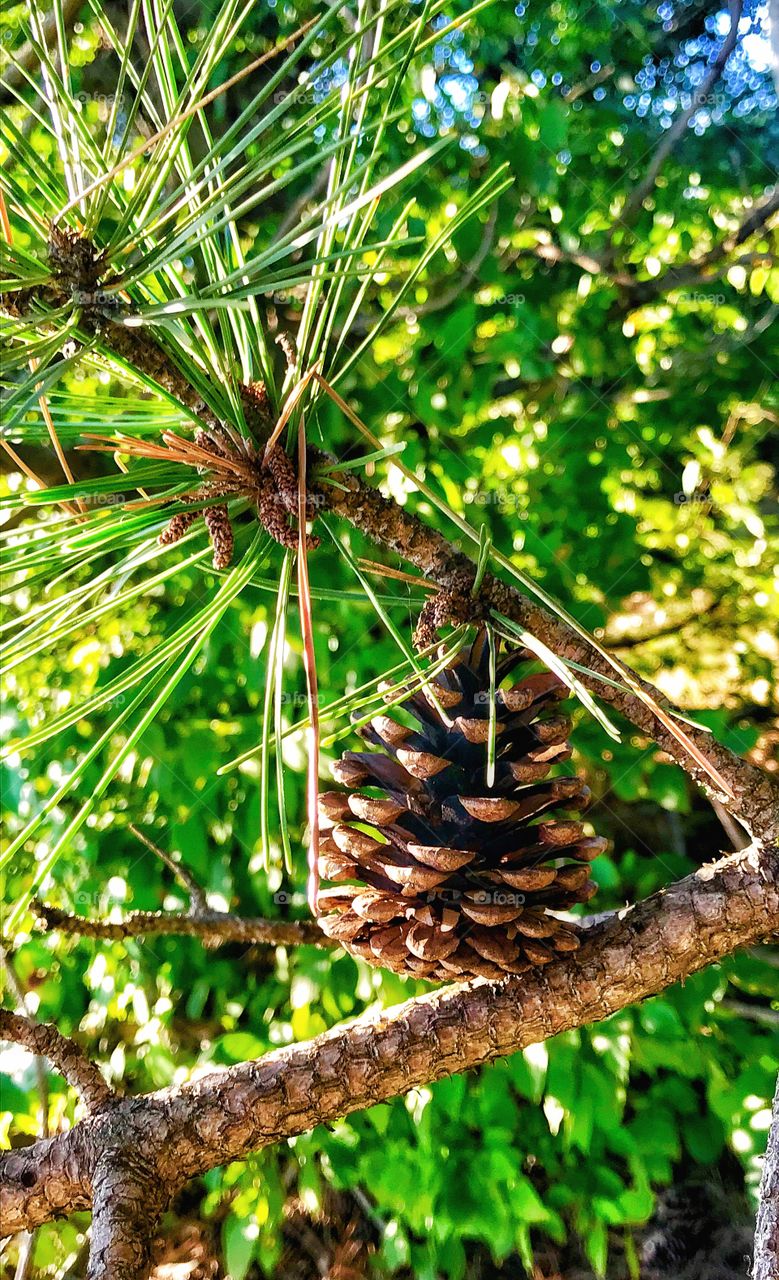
318,463,779,843
2,842,777,1251
7,233,779,846
35,902,330,949
0,1010,114,1114
7,265,778,840
611,0,743,238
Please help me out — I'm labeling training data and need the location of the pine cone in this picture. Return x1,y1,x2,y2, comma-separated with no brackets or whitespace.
317,632,606,982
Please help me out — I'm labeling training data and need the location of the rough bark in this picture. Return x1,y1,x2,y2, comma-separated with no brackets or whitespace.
3,842,778,1243
753,1072,779,1280
0,1012,114,1113
86,1157,163,1280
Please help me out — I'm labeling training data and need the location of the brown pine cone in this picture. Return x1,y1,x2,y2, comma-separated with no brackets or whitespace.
316,631,606,982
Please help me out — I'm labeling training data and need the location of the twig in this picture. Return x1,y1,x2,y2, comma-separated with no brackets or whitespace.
605,599,722,649
30,902,624,955
0,1009,114,1114
563,63,615,103
0,950,47,1280
276,167,330,240
724,187,779,253
393,206,498,322
128,823,208,914
721,1000,779,1026
613,0,743,236
711,797,751,851
35,901,330,948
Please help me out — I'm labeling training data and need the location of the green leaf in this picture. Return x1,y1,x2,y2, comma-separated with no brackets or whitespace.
223,1212,259,1280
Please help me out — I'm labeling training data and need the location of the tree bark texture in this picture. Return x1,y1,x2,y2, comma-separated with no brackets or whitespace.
3,842,777,1242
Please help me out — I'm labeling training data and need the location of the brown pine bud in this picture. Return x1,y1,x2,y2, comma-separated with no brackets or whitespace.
159,509,199,546
204,504,234,569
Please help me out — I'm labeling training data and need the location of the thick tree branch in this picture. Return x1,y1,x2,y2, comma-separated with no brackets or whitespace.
86,1156,163,1280
0,1011,114,1114
2,842,777,1248
753,1072,779,1280
35,901,329,948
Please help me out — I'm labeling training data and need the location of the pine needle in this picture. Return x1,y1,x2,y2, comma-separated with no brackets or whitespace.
296,413,320,916
0,188,84,515
55,18,317,218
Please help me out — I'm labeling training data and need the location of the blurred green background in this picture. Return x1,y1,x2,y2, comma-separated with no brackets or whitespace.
1,0,777,1276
